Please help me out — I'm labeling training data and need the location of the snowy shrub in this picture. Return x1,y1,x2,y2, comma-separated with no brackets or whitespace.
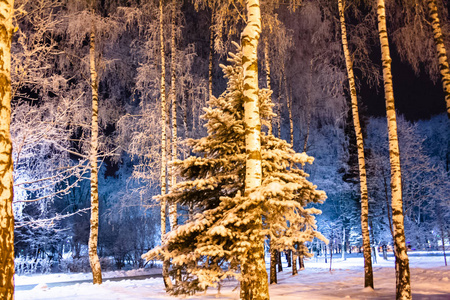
15,257,52,275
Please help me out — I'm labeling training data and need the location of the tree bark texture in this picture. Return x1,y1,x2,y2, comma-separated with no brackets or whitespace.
285,79,293,145
277,250,283,272
0,1,15,298
88,22,103,285
338,0,373,288
377,1,411,299
169,0,177,231
240,0,269,299
270,241,277,284
159,0,172,290
292,245,298,275
264,37,272,135
427,0,450,119
209,9,214,102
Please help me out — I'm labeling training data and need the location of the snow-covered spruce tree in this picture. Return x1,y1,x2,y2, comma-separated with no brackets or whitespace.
142,43,326,297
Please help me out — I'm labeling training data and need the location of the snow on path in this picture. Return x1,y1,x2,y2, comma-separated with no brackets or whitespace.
15,255,450,299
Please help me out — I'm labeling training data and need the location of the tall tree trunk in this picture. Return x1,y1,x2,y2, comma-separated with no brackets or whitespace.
270,240,277,284
277,250,283,272
292,243,298,275
0,1,15,298
286,81,293,145
427,0,450,119
209,8,214,102
87,24,103,285
88,20,102,285
159,0,172,290
240,1,269,299
341,227,346,261
338,0,373,288
264,37,273,135
377,1,411,299
277,79,282,138
169,0,177,231
303,61,313,153
286,250,291,268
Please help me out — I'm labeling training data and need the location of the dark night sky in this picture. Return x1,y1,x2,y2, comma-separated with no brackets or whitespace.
360,49,446,122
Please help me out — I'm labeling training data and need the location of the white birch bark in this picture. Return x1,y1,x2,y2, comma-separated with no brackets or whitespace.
284,73,293,145
169,0,177,230
0,1,15,298
264,37,273,135
377,1,411,298
427,0,450,119
88,20,102,285
241,1,269,299
159,0,172,290
209,8,214,102
338,0,373,288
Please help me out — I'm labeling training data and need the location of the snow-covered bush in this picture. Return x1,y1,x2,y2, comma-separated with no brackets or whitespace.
15,257,52,275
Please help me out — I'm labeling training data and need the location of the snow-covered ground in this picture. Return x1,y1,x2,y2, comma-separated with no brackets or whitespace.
15,254,450,299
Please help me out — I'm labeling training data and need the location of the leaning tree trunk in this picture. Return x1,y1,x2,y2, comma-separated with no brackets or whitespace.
169,0,177,231
88,21,103,285
0,1,15,298
338,0,373,288
240,0,269,299
159,0,172,291
427,0,450,119
377,1,411,299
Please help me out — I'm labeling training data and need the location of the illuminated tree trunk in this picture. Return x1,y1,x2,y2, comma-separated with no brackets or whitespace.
284,73,293,145
209,9,214,102
169,0,177,231
159,0,172,290
427,0,450,119
292,245,298,275
88,20,103,285
270,240,277,284
264,37,273,135
277,79,282,138
338,0,373,288
377,1,411,299
0,1,15,298
240,0,269,298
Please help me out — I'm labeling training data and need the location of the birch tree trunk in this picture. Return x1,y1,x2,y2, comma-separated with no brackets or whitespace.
0,1,15,298
264,37,273,135
284,74,293,145
240,0,269,298
169,0,177,231
209,8,214,102
88,20,103,285
338,0,373,288
277,79,282,138
377,1,411,298
427,0,450,119
159,0,172,290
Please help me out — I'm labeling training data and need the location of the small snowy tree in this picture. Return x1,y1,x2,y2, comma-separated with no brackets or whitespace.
142,43,326,296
